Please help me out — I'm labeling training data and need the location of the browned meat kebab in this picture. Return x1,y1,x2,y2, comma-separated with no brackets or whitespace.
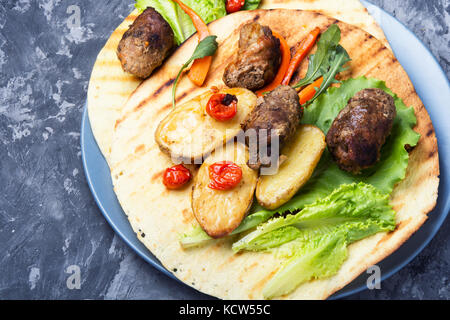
223,22,281,91
242,85,303,170
326,88,397,174
117,8,175,78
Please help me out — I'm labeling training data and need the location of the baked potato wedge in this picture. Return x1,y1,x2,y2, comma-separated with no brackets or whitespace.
192,142,258,238
256,125,326,210
155,88,257,162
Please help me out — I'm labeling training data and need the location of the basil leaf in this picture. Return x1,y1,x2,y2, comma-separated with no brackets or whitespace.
172,35,218,109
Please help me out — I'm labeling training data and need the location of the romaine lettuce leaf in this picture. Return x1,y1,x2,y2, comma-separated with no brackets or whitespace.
233,183,396,252
135,0,227,45
232,183,396,299
263,231,348,299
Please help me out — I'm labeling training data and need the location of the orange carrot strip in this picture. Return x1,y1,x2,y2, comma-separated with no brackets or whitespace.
298,76,323,104
172,0,211,86
281,27,321,86
256,31,291,96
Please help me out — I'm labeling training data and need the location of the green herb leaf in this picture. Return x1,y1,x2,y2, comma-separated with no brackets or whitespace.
292,24,351,106
293,24,342,89
305,45,351,105
172,35,218,109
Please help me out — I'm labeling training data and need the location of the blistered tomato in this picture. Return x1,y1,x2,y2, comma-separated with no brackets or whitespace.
226,0,245,13
208,161,242,190
206,93,238,121
163,164,192,189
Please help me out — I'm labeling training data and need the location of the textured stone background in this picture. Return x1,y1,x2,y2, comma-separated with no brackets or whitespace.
0,0,449,300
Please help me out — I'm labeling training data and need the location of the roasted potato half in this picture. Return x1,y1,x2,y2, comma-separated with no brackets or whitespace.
155,88,257,162
256,125,326,210
192,142,258,238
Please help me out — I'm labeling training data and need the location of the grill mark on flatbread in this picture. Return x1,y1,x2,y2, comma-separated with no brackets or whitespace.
154,78,175,97
252,14,261,21
429,148,438,159
181,208,195,224
134,144,146,155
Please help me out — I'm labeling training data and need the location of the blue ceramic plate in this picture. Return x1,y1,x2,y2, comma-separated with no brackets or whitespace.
81,1,450,299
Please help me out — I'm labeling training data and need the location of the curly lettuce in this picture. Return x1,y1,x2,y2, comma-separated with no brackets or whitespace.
233,183,396,298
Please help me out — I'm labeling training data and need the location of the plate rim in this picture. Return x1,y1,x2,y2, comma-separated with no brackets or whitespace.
81,1,450,299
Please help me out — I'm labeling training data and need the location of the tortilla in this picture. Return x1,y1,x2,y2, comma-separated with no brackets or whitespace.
87,0,390,164
109,9,439,299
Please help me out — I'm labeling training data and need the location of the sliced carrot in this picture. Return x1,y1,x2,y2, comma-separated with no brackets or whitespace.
256,31,291,96
281,27,321,86
298,76,324,104
172,0,211,86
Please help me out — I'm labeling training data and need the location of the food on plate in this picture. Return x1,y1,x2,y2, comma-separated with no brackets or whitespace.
88,0,392,163
117,8,175,78
191,142,258,238
155,88,257,162
256,125,326,210
223,22,281,90
241,85,302,170
101,6,439,300
326,88,397,174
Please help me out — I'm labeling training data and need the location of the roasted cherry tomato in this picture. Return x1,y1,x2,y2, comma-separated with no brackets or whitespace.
208,161,242,190
226,0,245,13
206,93,238,121
163,164,192,189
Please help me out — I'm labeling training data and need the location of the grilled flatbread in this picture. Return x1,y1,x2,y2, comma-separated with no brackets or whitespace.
87,0,390,163
109,9,439,299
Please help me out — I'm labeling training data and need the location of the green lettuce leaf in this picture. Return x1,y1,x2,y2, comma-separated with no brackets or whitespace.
233,183,396,253
263,231,348,299
243,0,262,10
232,183,396,299
135,0,227,45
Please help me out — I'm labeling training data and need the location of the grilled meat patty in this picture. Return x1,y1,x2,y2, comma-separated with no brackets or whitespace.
242,85,302,170
223,22,281,91
117,8,174,79
326,88,397,174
